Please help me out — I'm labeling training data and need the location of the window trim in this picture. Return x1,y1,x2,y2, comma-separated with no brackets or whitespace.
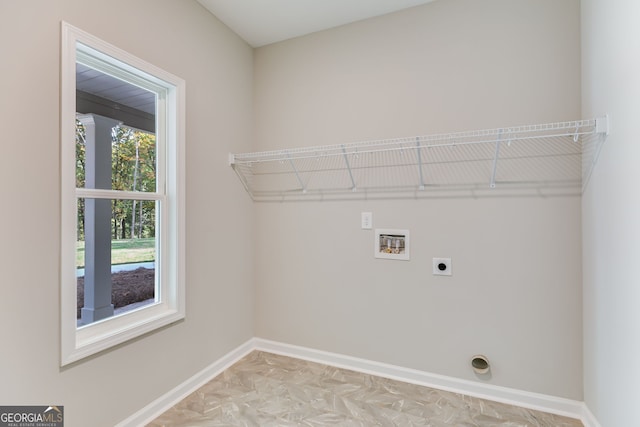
60,22,185,366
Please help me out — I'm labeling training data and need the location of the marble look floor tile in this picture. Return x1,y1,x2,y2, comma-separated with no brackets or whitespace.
148,351,583,427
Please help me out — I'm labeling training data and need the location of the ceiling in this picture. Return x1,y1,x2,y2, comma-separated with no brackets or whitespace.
197,0,436,48
74,1,436,129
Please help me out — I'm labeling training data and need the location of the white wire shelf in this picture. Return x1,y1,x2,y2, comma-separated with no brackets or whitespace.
230,117,609,201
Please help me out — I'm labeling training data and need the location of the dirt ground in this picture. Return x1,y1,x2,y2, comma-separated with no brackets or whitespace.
76,267,155,318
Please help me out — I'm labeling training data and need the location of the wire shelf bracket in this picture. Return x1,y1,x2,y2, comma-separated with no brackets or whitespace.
341,145,357,192
230,117,609,201
416,137,425,191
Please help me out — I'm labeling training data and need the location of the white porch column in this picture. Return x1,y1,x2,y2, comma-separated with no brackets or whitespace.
78,114,120,325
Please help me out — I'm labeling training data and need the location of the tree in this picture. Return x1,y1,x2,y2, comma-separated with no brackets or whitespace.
75,120,86,240
75,122,157,242
130,131,156,238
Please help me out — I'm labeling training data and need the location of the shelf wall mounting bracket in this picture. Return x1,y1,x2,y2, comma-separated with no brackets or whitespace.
416,137,425,190
595,114,610,136
287,152,307,193
341,145,357,191
228,152,253,197
490,129,503,188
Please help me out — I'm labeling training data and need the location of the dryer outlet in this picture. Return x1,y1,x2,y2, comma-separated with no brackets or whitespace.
433,258,452,276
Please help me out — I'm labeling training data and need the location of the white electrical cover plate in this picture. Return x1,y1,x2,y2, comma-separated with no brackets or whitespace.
361,212,372,229
433,258,452,276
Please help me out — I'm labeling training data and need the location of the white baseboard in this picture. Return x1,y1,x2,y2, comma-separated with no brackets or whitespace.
253,338,589,424
579,403,603,427
117,337,601,427
115,339,255,427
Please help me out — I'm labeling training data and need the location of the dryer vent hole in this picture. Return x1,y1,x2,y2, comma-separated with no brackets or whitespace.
472,358,488,370
471,355,490,374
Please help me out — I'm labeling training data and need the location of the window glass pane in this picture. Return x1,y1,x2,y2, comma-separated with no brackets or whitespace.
76,119,157,192
75,119,86,188
76,61,157,133
76,198,157,327
112,127,157,193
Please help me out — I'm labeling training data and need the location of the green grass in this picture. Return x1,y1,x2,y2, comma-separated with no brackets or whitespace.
76,237,155,268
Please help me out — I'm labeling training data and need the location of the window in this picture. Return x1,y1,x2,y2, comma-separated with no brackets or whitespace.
61,22,185,365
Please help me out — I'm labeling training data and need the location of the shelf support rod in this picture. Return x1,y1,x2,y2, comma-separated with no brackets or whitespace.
595,115,610,136
341,145,357,191
416,137,425,190
286,152,306,193
490,129,503,189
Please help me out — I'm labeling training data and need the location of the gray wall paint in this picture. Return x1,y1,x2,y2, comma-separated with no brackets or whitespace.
253,0,583,399
0,1,593,425
582,0,640,425
0,1,254,426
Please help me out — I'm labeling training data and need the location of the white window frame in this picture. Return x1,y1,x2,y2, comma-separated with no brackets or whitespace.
60,22,185,366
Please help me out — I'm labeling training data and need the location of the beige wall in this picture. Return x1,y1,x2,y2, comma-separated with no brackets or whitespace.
0,1,254,426
253,0,583,399
582,0,640,425
0,0,591,424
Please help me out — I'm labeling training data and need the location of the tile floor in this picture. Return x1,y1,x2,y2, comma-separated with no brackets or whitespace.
148,351,583,427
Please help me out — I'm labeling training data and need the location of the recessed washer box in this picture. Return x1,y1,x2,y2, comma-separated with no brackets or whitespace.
433,258,452,276
375,229,410,261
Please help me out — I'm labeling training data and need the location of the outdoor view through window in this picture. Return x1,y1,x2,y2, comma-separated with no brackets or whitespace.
75,59,158,326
